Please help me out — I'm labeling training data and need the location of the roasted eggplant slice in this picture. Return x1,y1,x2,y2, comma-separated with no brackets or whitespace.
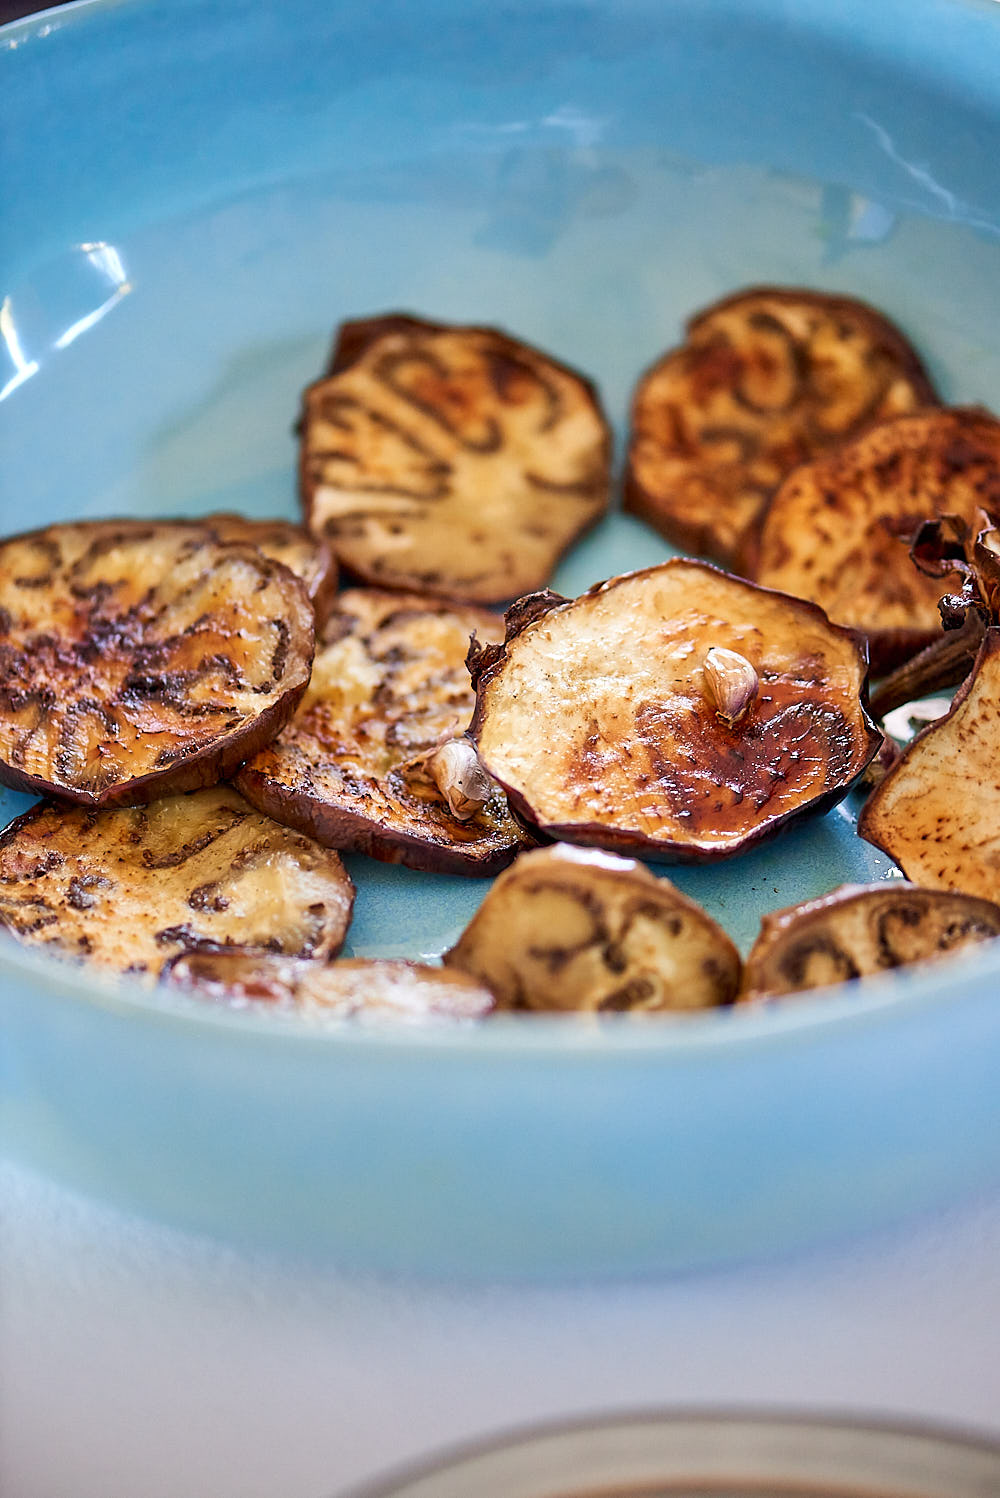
859,628,1000,898
754,407,1000,673
741,882,1000,1001
300,313,612,603
0,786,354,975
625,287,936,569
197,512,337,624
0,519,315,806
164,951,494,1021
469,560,881,862
235,589,530,875
443,843,741,1011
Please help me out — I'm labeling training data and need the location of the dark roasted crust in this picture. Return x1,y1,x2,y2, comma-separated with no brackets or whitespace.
235,589,531,876
0,520,316,808
299,312,612,604
754,406,1000,675
0,786,355,975
625,285,939,570
470,560,882,864
741,880,1000,1000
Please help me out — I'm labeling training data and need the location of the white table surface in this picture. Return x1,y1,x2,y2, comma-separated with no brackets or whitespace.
3,1161,1000,1498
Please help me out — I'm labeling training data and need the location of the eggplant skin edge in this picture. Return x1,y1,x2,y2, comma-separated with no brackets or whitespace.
234,763,526,879
469,562,883,864
0,671,313,812
858,626,1000,867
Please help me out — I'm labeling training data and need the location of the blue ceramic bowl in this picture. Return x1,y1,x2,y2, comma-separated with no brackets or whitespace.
3,0,1000,1278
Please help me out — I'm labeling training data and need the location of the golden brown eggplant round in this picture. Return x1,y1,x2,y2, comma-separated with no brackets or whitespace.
0,519,315,807
443,843,741,1011
859,628,1000,898
235,589,531,875
469,560,882,862
741,882,1000,1001
163,951,495,1021
0,786,354,976
754,407,1000,673
625,286,937,570
300,313,611,603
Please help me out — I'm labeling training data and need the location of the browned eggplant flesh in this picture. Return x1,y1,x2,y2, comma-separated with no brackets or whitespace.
625,286,936,569
741,881,1000,1001
236,588,530,875
0,786,354,975
754,407,1000,673
0,520,315,806
196,512,337,624
859,628,1000,899
164,951,494,1021
443,842,742,1010
300,313,612,603
469,560,882,862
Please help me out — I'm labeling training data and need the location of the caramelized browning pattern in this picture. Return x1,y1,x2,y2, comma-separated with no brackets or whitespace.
164,951,494,1021
471,562,881,861
196,512,337,623
626,287,936,568
755,408,1000,671
444,843,741,1010
859,630,1000,897
236,589,529,875
301,314,611,602
741,882,1000,1000
0,786,354,975
0,520,315,805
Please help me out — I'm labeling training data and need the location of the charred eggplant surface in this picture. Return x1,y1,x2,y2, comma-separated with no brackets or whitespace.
0,520,315,806
626,286,936,569
755,407,1000,673
470,561,881,861
300,313,611,603
236,589,529,875
164,951,494,1021
742,882,1000,1000
443,843,741,1010
0,786,354,975
860,629,1000,898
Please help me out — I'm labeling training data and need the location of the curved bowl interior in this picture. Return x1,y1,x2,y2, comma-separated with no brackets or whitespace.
4,0,1000,1276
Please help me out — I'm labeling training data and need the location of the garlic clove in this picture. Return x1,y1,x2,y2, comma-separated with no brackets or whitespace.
702,647,759,727
427,738,494,821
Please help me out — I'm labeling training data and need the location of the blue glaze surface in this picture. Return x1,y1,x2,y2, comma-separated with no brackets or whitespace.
2,0,1000,1277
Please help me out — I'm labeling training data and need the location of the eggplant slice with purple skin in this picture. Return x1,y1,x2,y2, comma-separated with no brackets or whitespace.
0,786,354,977
754,407,1000,674
625,286,937,571
741,882,1000,1002
469,560,882,863
235,588,531,876
443,843,742,1011
859,628,1000,900
299,313,612,604
164,950,495,1022
0,519,315,807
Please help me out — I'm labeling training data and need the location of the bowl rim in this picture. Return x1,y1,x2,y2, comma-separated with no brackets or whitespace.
332,1407,1000,1498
